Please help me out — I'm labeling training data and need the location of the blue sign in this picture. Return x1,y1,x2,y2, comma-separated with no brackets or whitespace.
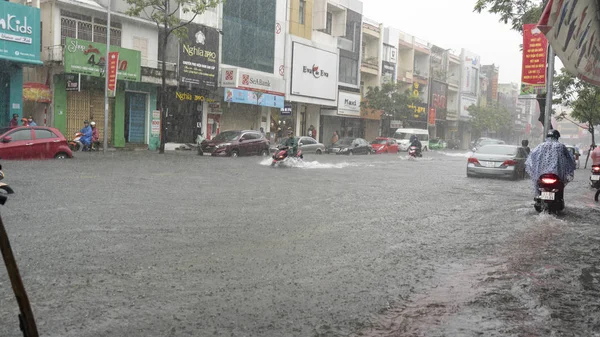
0,1,42,65
224,88,284,109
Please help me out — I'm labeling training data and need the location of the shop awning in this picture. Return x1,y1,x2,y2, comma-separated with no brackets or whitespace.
538,0,600,85
0,55,43,66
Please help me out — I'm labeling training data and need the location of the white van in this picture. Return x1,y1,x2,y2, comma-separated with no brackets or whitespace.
393,128,430,151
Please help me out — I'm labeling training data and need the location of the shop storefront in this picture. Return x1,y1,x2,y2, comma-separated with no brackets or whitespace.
286,38,339,142
0,1,42,126
321,91,363,144
220,67,285,140
55,38,144,147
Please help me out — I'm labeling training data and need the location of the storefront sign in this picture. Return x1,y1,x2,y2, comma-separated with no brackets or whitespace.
520,24,547,95
407,102,427,122
208,103,222,114
174,91,216,103
64,38,141,81
337,91,361,116
460,95,478,118
390,120,403,128
428,108,436,125
22,83,51,103
151,110,160,136
224,88,284,108
65,74,80,91
221,67,285,95
280,105,292,116
430,80,448,120
107,52,119,97
0,1,41,64
291,42,338,101
461,49,480,94
179,23,219,89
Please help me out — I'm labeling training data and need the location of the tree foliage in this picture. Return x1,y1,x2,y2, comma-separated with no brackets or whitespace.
473,0,544,32
554,68,600,146
126,0,221,153
361,82,421,122
467,103,514,138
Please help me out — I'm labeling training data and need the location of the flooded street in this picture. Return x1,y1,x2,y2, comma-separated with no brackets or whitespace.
1,151,599,336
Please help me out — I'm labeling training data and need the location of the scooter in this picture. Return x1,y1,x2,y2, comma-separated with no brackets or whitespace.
271,146,303,167
534,173,565,213
68,132,84,152
408,145,422,159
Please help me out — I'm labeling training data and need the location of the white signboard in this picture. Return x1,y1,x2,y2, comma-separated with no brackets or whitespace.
221,68,238,87
461,49,481,94
237,70,285,95
291,42,338,101
460,95,478,118
338,91,361,116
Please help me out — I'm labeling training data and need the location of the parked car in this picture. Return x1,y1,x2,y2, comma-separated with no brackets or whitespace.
270,136,325,155
472,138,505,151
0,126,73,160
428,138,447,150
566,145,581,169
467,144,528,180
201,130,270,157
370,137,399,154
327,137,374,155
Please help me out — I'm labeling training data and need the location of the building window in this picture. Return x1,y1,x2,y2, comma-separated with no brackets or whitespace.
223,0,276,73
133,37,149,66
299,0,305,25
339,56,358,85
325,12,332,35
60,11,122,46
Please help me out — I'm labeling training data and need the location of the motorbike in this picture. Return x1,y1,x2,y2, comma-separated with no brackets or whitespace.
408,145,422,159
591,165,600,202
68,132,84,152
0,166,14,195
271,145,303,167
534,173,565,213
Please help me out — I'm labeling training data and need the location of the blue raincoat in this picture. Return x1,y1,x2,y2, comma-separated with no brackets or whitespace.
80,125,92,145
525,137,576,195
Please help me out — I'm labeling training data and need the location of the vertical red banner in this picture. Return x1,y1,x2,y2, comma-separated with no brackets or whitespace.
521,24,548,95
107,52,119,97
428,107,436,125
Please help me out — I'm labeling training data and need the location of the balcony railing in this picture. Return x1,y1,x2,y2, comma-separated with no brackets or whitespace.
361,58,379,72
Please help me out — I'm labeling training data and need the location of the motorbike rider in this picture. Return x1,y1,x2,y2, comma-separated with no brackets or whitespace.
79,120,93,151
91,121,99,150
591,144,600,165
525,129,576,198
521,139,531,156
409,135,422,156
282,130,298,157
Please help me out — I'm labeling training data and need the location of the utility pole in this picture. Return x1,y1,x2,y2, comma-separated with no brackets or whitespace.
103,0,112,154
543,45,554,139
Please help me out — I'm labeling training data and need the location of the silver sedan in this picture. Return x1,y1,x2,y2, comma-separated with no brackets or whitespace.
466,145,528,180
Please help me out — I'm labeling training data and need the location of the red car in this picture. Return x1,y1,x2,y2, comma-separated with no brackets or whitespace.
370,137,399,154
0,126,73,159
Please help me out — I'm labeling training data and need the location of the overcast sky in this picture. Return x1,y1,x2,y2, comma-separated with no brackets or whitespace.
363,0,528,84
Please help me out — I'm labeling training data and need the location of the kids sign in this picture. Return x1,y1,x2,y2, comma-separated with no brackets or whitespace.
0,1,42,64
64,38,141,81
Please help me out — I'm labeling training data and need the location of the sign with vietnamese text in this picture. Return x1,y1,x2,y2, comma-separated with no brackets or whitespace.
64,38,141,81
179,23,219,89
407,102,427,122
22,83,51,103
428,108,436,125
151,110,160,136
0,1,41,64
65,74,80,91
224,88,284,109
520,24,547,95
107,52,118,97
430,80,448,120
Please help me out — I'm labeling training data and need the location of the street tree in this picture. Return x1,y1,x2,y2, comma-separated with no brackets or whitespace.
554,69,600,166
361,82,421,136
126,0,221,153
473,0,545,33
467,103,514,139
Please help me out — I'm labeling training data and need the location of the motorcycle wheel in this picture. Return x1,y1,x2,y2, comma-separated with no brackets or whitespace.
534,204,543,213
595,189,600,202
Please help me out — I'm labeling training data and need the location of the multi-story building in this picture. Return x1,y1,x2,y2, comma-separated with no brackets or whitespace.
286,0,364,144
429,44,450,139
360,17,383,140
498,82,520,142
446,53,461,139
458,48,481,148
480,64,499,108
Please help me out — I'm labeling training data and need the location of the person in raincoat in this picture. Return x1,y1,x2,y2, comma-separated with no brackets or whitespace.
591,144,600,165
91,121,100,150
79,120,93,150
283,130,298,157
525,129,576,197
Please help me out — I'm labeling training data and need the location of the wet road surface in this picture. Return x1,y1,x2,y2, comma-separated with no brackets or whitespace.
0,151,599,336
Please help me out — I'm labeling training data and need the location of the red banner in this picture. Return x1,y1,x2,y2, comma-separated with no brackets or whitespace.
428,107,436,125
107,52,119,97
521,24,548,95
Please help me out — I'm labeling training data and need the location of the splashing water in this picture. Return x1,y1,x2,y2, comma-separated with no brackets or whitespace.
440,151,473,157
260,157,354,169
